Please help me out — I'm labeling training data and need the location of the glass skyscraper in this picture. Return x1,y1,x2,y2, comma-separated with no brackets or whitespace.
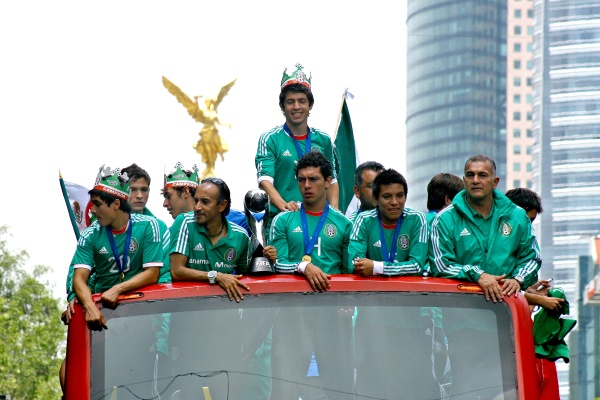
533,1,600,397
406,0,507,211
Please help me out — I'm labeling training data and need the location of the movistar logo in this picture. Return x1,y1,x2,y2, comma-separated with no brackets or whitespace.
460,228,471,237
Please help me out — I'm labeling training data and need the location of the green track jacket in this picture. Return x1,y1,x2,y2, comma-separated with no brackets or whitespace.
428,189,541,289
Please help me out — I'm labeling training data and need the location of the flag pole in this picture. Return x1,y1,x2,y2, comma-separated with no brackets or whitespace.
333,88,349,140
59,170,81,241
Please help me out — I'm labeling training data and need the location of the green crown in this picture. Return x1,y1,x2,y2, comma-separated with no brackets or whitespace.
93,165,130,200
164,162,199,189
281,63,312,89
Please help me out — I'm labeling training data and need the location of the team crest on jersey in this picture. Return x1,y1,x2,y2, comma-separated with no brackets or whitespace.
129,239,139,253
225,248,237,261
397,234,410,250
324,223,337,238
500,222,512,237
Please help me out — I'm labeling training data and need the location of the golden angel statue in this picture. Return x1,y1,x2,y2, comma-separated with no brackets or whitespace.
162,76,236,178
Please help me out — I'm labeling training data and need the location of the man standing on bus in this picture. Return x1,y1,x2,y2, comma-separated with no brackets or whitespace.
429,154,541,299
428,155,541,399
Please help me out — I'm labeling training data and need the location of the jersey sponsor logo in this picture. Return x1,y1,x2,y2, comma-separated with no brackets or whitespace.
215,261,236,270
293,226,303,233
460,228,471,237
500,222,512,237
397,234,410,250
189,259,210,265
310,146,322,153
194,242,204,251
324,223,337,238
99,247,109,254
225,248,237,261
373,240,382,247
129,238,139,253
282,149,292,156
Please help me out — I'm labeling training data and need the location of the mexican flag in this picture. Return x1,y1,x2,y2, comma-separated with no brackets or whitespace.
59,172,92,240
334,91,360,215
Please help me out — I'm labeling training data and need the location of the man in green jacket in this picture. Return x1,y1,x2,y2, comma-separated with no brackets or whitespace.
428,155,542,399
429,154,541,302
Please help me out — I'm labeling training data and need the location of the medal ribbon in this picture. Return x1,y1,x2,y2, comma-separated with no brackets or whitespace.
107,216,133,281
377,211,404,263
283,123,311,157
300,202,329,256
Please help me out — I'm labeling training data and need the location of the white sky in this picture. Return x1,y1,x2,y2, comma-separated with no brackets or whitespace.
0,1,407,299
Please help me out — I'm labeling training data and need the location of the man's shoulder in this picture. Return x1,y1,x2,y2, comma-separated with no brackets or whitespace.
259,125,285,141
403,208,427,223
309,126,332,139
353,209,378,226
272,209,296,226
228,220,250,240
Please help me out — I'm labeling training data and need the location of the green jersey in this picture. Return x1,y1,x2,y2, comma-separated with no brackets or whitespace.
270,204,351,274
70,214,164,294
348,208,428,276
170,214,250,274
141,207,171,283
429,189,541,289
255,125,337,233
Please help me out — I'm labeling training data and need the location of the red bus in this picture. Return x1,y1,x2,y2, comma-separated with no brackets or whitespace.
64,275,552,399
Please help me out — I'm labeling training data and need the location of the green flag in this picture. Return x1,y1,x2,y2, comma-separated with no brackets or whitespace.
334,94,359,214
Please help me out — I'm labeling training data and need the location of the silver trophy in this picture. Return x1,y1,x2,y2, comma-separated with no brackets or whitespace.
244,189,273,275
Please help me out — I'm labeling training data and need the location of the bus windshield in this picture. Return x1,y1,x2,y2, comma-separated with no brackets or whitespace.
90,292,517,400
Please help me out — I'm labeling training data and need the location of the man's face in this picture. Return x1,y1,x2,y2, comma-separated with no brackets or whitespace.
526,209,538,223
354,169,380,211
128,177,150,213
90,195,118,227
281,92,312,128
463,161,499,203
297,166,331,207
377,183,406,224
163,187,189,219
194,183,226,226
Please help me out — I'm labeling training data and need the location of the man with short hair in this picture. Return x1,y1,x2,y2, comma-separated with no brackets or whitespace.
59,166,165,397
347,161,385,223
170,177,251,302
162,162,198,220
505,187,543,222
118,163,170,285
255,63,339,236
270,151,351,291
71,166,163,329
426,172,464,227
349,168,428,276
429,155,542,399
269,150,353,399
429,155,541,299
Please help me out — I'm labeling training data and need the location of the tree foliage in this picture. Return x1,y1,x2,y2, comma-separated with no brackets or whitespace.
0,226,66,398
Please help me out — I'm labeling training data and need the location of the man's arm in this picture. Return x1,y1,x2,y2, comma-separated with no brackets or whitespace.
170,253,249,302
512,221,542,290
73,267,107,331
271,213,298,274
259,180,299,212
348,215,369,275
428,217,485,282
100,267,160,309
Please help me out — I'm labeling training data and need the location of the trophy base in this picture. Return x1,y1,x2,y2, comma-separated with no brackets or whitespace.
248,256,274,275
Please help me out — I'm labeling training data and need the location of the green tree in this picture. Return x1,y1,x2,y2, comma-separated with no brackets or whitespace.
0,226,66,398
